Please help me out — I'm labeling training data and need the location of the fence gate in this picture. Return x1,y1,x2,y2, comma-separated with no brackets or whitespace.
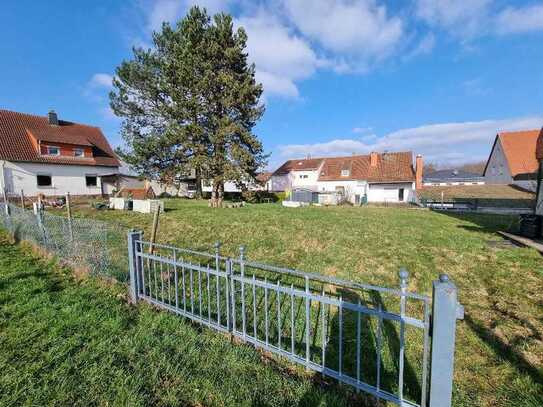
128,231,463,407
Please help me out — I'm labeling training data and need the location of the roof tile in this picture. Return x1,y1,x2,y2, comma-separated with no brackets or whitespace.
0,109,119,167
498,129,540,177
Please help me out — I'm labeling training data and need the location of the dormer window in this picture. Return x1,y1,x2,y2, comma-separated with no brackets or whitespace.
46,146,60,156
341,169,350,177
74,148,84,157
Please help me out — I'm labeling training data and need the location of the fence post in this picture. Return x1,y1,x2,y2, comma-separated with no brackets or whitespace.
127,229,143,304
429,274,464,407
2,187,9,215
66,193,73,241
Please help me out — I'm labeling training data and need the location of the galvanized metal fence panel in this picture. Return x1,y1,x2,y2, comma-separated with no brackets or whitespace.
0,203,128,280
129,232,462,407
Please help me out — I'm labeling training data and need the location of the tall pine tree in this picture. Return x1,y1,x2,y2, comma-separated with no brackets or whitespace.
110,6,266,205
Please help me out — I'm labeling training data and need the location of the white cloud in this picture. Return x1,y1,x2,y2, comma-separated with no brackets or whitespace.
406,33,436,59
89,73,114,89
147,0,184,32
496,4,543,34
278,116,543,164
282,0,404,70
415,0,492,37
236,13,323,98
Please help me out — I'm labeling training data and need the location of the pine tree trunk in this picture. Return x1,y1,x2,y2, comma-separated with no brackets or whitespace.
195,168,203,199
217,182,224,208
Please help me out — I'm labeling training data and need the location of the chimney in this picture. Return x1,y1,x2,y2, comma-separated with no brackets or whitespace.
416,154,423,190
48,110,58,125
370,151,378,167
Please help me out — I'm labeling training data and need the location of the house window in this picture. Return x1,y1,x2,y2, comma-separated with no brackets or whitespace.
74,148,84,157
299,174,308,179
86,175,98,187
399,188,404,201
46,146,60,156
37,174,52,187
341,169,350,177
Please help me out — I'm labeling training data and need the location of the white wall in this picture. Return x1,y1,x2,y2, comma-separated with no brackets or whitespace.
2,161,117,196
291,170,320,188
201,179,265,193
316,180,367,204
367,182,415,203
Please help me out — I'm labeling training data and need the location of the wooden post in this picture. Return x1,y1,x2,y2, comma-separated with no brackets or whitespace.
20,190,25,210
441,191,444,210
66,193,73,241
148,205,160,254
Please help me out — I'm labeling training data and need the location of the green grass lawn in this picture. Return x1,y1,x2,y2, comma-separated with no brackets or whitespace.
4,199,543,406
0,232,356,406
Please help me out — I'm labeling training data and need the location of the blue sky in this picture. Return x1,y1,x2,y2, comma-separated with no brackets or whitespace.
1,1,543,170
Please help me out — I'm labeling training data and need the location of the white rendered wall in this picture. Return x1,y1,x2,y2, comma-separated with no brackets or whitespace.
315,180,367,204
3,161,117,196
367,182,415,203
291,170,321,188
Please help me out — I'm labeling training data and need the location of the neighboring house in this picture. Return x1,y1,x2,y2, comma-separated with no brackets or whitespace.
0,109,119,196
270,152,422,204
483,129,542,192
201,173,271,194
150,169,199,197
256,172,272,192
536,132,543,216
101,156,147,194
423,169,485,186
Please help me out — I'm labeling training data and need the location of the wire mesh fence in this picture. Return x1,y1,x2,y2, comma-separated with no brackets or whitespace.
0,203,129,281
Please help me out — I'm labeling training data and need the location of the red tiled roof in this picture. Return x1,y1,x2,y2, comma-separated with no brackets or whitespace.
498,129,540,176
273,152,415,183
318,152,415,182
536,128,543,161
0,109,119,167
273,158,324,175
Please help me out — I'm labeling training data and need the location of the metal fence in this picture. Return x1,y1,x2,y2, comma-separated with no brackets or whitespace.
0,203,128,280
128,231,463,407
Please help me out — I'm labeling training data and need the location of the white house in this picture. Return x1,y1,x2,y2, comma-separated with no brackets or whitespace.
271,151,422,204
0,109,119,197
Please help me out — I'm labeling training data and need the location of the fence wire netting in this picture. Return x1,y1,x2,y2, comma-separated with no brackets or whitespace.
0,203,128,281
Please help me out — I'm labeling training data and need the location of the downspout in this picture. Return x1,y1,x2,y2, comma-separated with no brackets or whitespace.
0,160,5,191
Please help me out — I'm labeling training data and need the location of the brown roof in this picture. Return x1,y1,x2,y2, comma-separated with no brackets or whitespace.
497,129,540,177
0,109,119,167
536,128,543,161
273,152,415,183
117,187,156,200
256,172,272,183
319,152,415,182
273,158,324,175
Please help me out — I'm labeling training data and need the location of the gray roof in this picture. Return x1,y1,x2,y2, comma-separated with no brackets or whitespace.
424,169,484,182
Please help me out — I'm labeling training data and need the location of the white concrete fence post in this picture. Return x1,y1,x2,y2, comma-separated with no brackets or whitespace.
428,274,464,407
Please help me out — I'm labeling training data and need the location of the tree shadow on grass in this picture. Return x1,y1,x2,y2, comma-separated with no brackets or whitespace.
464,312,543,386
434,211,521,235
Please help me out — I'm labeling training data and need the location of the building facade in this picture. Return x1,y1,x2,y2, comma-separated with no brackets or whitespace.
0,109,119,197
423,169,485,186
270,152,422,204
483,129,541,192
